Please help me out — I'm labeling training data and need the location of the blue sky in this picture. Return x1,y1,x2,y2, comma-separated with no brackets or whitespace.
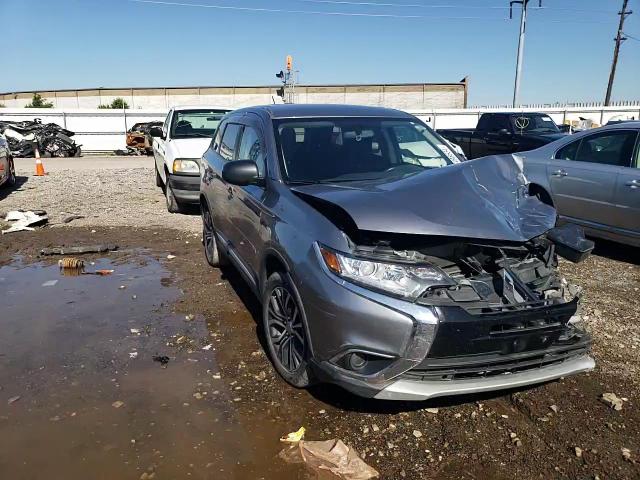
1,0,638,105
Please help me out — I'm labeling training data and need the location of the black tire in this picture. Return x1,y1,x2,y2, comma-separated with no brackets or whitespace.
5,159,16,187
155,165,163,187
201,202,226,267
262,272,313,388
165,183,182,213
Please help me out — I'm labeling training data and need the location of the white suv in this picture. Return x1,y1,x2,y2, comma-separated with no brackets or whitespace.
151,106,229,212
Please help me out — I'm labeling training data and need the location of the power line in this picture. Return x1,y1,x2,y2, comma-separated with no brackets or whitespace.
129,0,509,19
623,31,640,42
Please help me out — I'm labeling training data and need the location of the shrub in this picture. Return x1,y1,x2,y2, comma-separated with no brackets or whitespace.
98,98,130,109
25,93,54,108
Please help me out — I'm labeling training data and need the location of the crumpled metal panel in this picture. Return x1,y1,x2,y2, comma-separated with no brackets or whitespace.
291,155,556,243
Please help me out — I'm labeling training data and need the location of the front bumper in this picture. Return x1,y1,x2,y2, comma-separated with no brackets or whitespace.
374,354,594,400
302,244,593,400
168,173,199,204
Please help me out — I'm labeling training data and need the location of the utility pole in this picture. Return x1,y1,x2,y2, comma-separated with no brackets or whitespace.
510,0,541,107
605,0,632,106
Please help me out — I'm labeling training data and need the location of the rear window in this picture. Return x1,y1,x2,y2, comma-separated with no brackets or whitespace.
170,109,228,139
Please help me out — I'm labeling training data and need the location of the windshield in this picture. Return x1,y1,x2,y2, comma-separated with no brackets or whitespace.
274,118,455,184
511,114,560,134
170,109,227,139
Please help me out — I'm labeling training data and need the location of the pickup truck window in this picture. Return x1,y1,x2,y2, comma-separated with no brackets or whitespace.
275,118,452,184
238,126,265,177
511,114,559,134
482,115,511,133
170,109,227,139
219,123,241,161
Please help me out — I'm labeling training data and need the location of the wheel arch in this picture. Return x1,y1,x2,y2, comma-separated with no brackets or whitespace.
529,182,554,207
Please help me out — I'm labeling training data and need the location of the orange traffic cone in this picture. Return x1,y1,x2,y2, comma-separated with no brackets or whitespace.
34,147,46,176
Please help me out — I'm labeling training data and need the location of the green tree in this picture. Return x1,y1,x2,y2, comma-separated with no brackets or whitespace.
25,93,54,108
98,98,130,109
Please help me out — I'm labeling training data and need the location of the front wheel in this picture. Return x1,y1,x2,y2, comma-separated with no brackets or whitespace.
165,184,182,213
262,272,313,388
5,159,16,187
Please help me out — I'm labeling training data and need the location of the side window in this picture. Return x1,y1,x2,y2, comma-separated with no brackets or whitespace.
238,125,265,177
490,115,511,132
574,130,638,167
476,114,491,131
162,111,172,137
555,139,580,160
212,121,226,152
219,123,241,161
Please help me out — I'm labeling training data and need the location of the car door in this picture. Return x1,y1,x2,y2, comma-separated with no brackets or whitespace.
211,122,244,253
229,120,269,278
611,134,640,235
154,109,172,179
548,129,638,230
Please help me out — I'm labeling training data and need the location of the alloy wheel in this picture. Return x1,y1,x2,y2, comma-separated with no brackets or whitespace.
202,208,215,264
267,286,306,372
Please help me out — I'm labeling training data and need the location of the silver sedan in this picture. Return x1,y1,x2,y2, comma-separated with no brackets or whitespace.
520,122,640,247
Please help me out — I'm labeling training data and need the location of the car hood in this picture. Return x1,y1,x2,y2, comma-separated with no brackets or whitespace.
291,155,557,243
169,138,213,159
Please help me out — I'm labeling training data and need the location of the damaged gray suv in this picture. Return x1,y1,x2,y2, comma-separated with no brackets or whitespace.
200,105,595,401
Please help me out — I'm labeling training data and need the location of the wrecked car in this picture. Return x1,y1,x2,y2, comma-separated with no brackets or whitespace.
0,118,80,158
199,104,595,401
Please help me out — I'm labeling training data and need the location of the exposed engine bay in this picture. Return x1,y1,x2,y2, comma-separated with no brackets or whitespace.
350,222,593,311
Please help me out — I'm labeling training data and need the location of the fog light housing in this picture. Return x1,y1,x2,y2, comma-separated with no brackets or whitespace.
348,353,367,371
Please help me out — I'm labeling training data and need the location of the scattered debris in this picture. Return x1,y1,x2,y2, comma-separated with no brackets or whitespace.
58,257,85,270
0,118,80,157
201,344,213,351
2,210,48,234
7,395,21,405
622,448,632,462
601,392,624,411
129,352,138,359
424,408,439,414
575,447,583,458
95,269,114,276
42,280,58,287
166,254,176,260
185,314,195,321
281,427,306,443
280,438,379,480
112,401,124,409
412,430,423,438
40,244,118,256
550,404,559,413
130,328,141,335
62,215,85,224
152,355,170,366
119,285,127,290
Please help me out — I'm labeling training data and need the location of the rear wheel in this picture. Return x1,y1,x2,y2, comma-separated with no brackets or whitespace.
201,202,226,267
263,272,313,388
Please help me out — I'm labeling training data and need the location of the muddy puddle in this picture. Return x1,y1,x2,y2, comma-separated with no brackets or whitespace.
0,254,303,479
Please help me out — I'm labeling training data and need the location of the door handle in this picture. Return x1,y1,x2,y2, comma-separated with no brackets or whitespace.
626,179,639,188
551,169,567,177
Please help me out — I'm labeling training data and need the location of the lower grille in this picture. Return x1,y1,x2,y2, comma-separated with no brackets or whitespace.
403,343,590,382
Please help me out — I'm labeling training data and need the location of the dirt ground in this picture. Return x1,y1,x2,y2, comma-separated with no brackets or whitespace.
0,165,639,480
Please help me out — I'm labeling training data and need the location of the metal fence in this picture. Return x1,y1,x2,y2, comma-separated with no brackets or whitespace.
1,105,639,152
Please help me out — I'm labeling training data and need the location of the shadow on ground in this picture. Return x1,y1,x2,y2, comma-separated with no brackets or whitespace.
591,237,639,265
0,175,28,202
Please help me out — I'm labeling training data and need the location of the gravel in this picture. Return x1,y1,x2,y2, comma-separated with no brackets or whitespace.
1,166,200,233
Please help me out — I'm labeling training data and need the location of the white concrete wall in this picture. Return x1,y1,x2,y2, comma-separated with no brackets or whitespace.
1,105,638,152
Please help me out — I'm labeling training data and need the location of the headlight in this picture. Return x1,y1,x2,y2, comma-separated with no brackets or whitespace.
318,245,453,300
173,158,199,174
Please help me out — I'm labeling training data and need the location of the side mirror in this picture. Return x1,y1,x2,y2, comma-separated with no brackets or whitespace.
222,160,259,186
498,128,511,136
149,127,163,138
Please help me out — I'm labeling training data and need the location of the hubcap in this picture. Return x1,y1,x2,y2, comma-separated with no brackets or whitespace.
203,209,214,260
267,287,305,372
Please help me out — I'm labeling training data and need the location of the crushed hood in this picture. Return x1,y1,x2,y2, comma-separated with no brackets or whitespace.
291,155,557,243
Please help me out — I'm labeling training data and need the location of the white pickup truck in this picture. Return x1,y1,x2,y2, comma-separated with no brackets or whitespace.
151,106,229,212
